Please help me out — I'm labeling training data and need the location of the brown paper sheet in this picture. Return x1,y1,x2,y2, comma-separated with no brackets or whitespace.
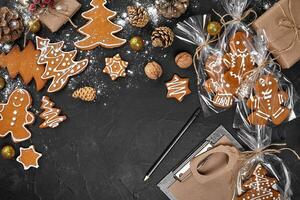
252,0,300,69
39,0,81,32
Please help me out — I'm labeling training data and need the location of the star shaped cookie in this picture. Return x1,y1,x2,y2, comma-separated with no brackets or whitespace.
102,54,129,81
165,74,191,102
16,145,42,170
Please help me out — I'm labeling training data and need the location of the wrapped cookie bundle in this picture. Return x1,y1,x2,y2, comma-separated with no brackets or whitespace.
208,0,257,110
175,15,226,116
175,0,259,116
234,127,294,200
234,31,300,132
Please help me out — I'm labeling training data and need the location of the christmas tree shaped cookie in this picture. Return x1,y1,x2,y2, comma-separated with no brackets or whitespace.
39,96,66,128
36,36,89,93
238,164,281,200
74,0,126,50
0,41,47,91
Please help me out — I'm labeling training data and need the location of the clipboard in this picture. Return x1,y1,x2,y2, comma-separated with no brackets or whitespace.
157,125,243,200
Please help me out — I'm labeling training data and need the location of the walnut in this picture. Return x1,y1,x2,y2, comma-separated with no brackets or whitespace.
175,52,193,69
144,61,163,80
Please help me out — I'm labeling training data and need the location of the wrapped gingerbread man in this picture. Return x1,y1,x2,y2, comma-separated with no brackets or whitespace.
247,75,290,125
211,32,255,108
0,89,35,142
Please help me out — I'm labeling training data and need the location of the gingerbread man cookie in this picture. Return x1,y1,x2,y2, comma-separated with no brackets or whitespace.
247,75,290,125
210,32,255,108
0,89,34,143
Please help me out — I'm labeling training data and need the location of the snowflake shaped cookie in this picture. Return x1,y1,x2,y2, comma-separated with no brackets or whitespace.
102,54,129,81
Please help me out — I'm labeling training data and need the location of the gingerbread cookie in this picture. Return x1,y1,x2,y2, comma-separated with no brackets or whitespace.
16,145,42,170
0,41,47,91
74,0,126,50
165,74,191,102
238,164,281,200
247,75,290,125
39,96,66,129
206,32,255,108
0,89,34,143
203,54,226,93
36,37,89,93
103,54,128,81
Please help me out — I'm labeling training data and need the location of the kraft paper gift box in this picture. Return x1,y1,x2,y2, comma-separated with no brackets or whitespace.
39,0,81,32
252,0,300,69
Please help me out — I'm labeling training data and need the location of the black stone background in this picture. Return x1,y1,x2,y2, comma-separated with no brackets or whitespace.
0,0,300,199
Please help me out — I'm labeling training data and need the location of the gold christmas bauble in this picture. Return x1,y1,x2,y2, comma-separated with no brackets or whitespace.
207,21,221,36
28,19,41,33
129,36,144,51
0,76,6,90
1,145,15,159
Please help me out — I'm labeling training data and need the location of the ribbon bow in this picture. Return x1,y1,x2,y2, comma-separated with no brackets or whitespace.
193,36,218,85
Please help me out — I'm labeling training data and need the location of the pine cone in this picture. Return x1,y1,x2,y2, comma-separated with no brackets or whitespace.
72,87,97,102
151,26,174,48
0,7,24,44
127,6,150,28
155,0,189,19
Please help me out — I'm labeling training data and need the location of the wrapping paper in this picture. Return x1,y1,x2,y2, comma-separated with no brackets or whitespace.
39,0,81,32
252,0,300,69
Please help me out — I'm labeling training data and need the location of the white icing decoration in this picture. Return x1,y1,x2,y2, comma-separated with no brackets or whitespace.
36,37,89,93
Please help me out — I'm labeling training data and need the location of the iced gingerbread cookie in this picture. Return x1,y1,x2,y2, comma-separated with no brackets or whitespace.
39,96,66,129
0,89,34,143
36,37,89,93
103,54,128,81
16,145,42,170
212,32,255,108
203,54,226,93
166,74,191,102
238,164,280,200
247,75,290,125
74,0,126,50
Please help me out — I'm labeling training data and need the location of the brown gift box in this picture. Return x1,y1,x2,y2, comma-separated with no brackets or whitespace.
39,0,81,32
168,145,242,200
252,0,300,69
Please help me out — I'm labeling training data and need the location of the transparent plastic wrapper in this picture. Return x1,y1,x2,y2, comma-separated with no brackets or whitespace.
206,0,258,109
175,15,229,116
234,127,293,200
233,31,300,133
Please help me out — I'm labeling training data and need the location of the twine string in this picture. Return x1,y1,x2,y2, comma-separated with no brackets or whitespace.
231,143,300,200
193,36,218,85
272,0,299,54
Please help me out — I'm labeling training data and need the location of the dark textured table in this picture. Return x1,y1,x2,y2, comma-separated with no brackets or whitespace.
0,0,299,199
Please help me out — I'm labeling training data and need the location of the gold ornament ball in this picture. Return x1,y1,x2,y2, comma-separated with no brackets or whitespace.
0,76,6,90
207,21,221,36
28,19,41,33
1,145,15,159
129,36,144,51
